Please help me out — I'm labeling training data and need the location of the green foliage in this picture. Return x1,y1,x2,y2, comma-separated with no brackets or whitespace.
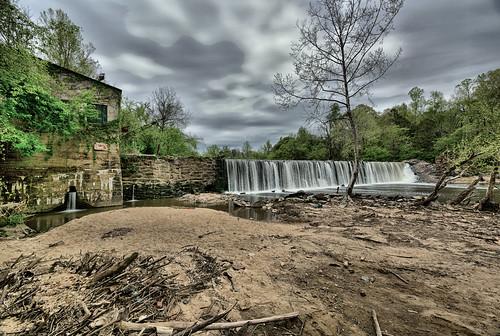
0,213,27,227
0,0,38,49
120,99,197,157
0,1,101,158
140,127,197,157
0,45,98,157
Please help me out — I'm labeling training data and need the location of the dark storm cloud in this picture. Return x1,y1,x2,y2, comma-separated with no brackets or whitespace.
20,0,500,148
367,0,500,109
493,0,500,12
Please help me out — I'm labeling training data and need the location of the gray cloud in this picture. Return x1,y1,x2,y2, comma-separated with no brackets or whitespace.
20,0,500,148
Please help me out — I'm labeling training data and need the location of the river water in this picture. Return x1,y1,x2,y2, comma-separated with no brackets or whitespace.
26,182,497,233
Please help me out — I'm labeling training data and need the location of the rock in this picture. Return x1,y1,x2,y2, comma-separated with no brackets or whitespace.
405,159,440,183
359,289,367,297
238,299,252,311
250,200,266,208
286,190,307,199
313,193,329,201
361,275,374,283
232,262,246,271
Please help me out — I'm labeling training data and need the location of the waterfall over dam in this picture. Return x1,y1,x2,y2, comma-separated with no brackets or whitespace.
226,159,417,193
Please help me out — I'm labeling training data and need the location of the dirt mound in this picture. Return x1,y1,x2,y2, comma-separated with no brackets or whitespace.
0,206,498,335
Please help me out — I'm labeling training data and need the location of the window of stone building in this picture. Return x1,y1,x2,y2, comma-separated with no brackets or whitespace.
92,104,108,125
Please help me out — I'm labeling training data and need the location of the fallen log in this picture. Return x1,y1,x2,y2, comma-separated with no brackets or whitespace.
118,311,300,334
90,252,138,285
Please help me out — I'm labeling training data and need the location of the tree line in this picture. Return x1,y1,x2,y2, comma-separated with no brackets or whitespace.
209,69,499,169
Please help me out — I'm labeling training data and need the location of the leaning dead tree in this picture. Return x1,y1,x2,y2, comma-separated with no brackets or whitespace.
274,0,404,197
416,152,480,206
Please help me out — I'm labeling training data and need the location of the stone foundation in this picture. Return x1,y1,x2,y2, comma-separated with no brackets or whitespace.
121,155,226,200
0,141,123,213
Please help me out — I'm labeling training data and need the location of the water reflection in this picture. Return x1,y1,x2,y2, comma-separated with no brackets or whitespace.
27,198,274,233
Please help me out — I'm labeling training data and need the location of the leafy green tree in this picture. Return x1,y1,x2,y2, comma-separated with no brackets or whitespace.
408,87,426,115
0,0,38,48
241,141,255,159
140,127,197,157
38,8,100,77
205,144,222,158
120,98,197,157
260,140,273,158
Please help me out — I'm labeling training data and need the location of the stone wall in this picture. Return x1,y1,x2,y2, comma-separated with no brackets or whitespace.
0,140,122,213
121,155,226,200
48,63,122,122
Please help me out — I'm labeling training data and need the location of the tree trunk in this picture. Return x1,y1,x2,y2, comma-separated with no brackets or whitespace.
346,109,360,198
450,176,482,205
477,165,498,211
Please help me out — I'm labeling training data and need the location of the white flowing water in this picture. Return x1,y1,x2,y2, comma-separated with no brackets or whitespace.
127,184,139,202
66,191,77,210
226,159,417,193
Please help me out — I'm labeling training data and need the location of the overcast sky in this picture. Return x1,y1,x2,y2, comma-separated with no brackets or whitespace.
20,0,500,149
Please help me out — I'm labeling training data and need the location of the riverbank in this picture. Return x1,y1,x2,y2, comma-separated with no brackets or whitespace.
0,201,498,335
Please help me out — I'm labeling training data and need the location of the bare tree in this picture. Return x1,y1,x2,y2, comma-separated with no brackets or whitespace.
148,87,190,130
147,87,190,155
274,0,404,197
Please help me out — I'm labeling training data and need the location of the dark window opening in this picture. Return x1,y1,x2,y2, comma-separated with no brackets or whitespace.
91,104,108,125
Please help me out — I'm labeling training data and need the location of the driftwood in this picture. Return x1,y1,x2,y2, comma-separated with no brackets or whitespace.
172,305,235,336
90,252,138,284
118,311,300,334
450,176,483,205
378,268,408,284
476,165,498,211
417,153,480,206
372,309,383,336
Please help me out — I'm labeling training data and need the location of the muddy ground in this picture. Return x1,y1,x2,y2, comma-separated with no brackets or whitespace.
0,196,498,335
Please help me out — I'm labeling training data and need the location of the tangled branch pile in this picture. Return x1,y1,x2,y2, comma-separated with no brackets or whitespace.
0,249,301,335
